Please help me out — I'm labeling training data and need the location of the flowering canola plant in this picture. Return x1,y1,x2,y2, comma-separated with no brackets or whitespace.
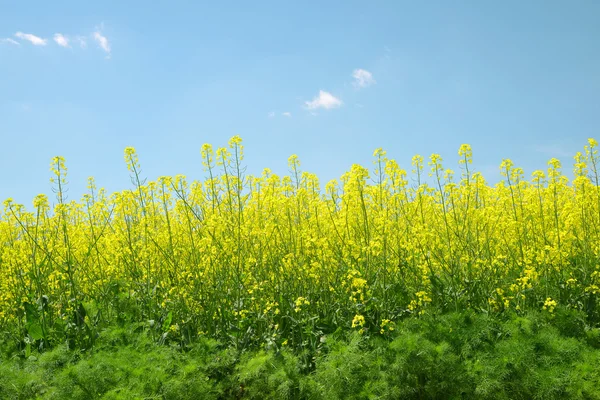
2,137,600,351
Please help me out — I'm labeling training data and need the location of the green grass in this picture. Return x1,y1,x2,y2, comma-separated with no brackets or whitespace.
2,308,600,399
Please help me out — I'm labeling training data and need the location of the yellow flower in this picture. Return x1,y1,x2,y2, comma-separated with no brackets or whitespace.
352,314,365,328
123,147,139,171
458,144,473,164
543,298,557,313
380,319,395,334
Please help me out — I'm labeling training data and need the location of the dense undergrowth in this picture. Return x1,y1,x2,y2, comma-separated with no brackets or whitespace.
2,309,600,399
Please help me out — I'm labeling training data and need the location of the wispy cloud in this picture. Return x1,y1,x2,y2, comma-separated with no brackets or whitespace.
305,90,343,110
93,30,110,57
383,46,392,59
75,36,87,49
53,33,69,48
15,32,47,46
352,69,375,88
282,112,292,117
5,27,110,56
1,38,20,45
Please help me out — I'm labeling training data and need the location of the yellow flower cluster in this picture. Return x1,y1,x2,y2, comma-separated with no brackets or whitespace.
294,297,310,313
543,298,558,313
352,314,367,333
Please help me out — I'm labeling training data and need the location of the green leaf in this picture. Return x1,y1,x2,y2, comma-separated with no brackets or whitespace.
27,323,44,340
23,302,39,324
162,311,173,332
74,303,87,327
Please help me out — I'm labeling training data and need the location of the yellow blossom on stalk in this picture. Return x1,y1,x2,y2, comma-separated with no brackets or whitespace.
294,296,310,313
532,170,546,184
411,154,424,180
380,319,395,334
201,143,214,170
428,153,443,176
547,158,562,180
50,156,67,175
50,155,68,186
158,175,173,187
500,159,514,177
586,285,600,295
408,291,432,315
373,148,387,159
566,278,578,287
458,144,473,164
228,135,244,162
288,154,300,171
2,197,13,207
543,298,557,313
216,147,231,167
229,135,243,146
352,314,365,328
124,147,139,172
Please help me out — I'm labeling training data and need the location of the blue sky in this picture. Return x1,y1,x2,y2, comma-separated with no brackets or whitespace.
1,1,599,206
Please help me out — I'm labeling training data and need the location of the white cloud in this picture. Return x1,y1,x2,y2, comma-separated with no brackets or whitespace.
352,69,375,88
75,36,87,49
1,38,20,45
15,32,47,46
53,33,70,48
268,111,275,118
305,90,343,110
93,31,110,56
5,28,111,54
282,112,292,117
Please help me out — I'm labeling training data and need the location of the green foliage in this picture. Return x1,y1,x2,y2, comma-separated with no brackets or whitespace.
2,310,600,399
304,332,379,399
234,350,301,399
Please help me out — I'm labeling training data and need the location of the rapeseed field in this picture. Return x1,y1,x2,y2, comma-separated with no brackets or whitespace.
2,136,600,355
